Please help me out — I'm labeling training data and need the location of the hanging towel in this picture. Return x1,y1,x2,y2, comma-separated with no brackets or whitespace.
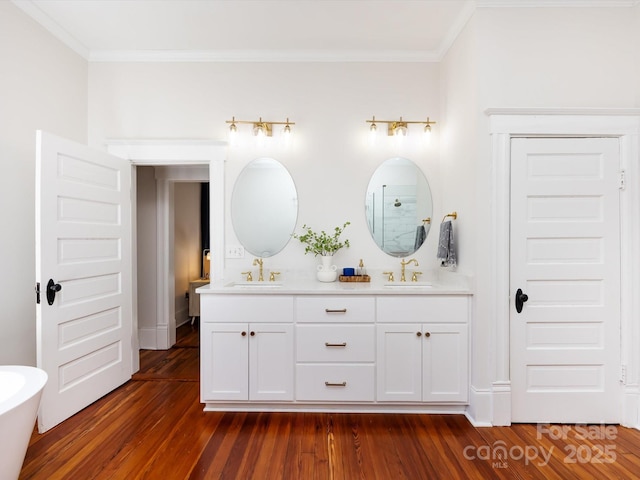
414,225,427,250
437,220,457,267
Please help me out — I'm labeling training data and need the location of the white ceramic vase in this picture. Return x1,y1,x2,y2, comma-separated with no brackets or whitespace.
316,255,337,282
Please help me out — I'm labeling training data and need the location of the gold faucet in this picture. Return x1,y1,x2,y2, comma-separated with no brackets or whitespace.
400,258,419,282
253,258,264,281
241,271,253,282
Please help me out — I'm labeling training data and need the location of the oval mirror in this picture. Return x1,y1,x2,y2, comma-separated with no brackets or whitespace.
365,157,433,257
231,157,298,257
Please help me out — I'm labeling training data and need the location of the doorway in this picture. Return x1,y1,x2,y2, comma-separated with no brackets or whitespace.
106,140,226,371
135,166,209,350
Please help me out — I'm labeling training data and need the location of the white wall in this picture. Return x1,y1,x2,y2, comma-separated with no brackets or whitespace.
0,2,87,365
174,182,201,324
440,5,640,423
476,6,639,110
88,62,443,278
136,166,158,348
439,13,481,416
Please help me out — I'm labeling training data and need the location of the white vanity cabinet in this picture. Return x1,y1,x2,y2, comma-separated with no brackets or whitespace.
198,284,471,413
200,295,294,402
376,296,469,403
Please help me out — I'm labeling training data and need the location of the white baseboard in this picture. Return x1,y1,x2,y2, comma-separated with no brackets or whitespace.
491,381,512,426
138,326,172,350
156,325,170,349
138,327,158,349
622,385,640,430
466,386,493,427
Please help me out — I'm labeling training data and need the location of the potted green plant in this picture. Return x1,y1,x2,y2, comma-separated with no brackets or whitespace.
292,221,350,256
293,222,350,282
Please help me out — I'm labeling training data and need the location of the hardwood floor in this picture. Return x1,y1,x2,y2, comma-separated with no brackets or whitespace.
21,323,640,479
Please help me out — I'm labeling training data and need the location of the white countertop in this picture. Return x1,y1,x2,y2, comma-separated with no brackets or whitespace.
197,271,473,296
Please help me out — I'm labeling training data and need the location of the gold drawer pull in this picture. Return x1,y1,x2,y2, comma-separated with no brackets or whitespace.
325,308,347,313
325,381,347,387
325,342,347,347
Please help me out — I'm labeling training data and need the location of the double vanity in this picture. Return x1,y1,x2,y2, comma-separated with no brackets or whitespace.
199,154,471,413
198,276,471,413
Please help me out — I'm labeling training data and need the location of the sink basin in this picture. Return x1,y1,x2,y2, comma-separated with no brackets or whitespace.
226,281,283,288
383,282,433,289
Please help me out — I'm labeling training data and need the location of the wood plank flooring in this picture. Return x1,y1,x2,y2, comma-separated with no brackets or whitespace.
20,323,640,479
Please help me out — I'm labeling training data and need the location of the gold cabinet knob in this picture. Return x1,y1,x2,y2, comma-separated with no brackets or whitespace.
424,331,431,338
250,331,255,336
416,331,422,337
241,331,247,337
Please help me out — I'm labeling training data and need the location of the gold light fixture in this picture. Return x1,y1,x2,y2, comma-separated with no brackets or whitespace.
225,116,295,143
366,116,436,138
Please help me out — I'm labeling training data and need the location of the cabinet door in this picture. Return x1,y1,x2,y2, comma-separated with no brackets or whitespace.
201,323,248,401
422,323,468,402
249,323,294,401
376,324,422,402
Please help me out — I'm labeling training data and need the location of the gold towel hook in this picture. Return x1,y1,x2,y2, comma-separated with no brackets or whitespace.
422,217,431,225
442,211,458,223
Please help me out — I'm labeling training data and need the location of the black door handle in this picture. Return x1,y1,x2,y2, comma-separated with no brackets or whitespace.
47,279,62,306
515,288,528,313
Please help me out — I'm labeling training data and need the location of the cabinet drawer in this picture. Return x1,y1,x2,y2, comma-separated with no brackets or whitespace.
296,325,374,362
377,296,469,323
296,364,374,402
201,295,293,323
296,296,374,323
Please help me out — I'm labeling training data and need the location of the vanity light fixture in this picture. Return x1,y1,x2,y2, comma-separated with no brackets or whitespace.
225,116,295,145
366,116,436,138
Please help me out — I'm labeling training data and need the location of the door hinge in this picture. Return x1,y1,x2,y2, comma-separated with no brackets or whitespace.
620,170,626,190
35,282,40,304
620,364,627,384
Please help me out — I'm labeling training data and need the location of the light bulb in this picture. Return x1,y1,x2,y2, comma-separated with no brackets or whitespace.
394,125,407,137
254,123,267,148
228,122,238,146
423,123,432,144
281,123,292,148
369,122,377,145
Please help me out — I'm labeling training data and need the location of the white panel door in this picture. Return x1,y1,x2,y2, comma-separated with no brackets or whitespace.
249,323,293,401
35,131,133,432
510,137,621,423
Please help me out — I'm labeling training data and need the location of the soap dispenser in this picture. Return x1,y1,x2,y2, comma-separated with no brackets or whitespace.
358,259,366,276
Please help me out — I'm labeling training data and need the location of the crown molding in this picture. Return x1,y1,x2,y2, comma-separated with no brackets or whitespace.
477,0,638,7
13,0,638,64
434,0,476,61
89,49,440,63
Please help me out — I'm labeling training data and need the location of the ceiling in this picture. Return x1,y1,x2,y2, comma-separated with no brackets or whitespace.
11,0,638,62
11,0,474,61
